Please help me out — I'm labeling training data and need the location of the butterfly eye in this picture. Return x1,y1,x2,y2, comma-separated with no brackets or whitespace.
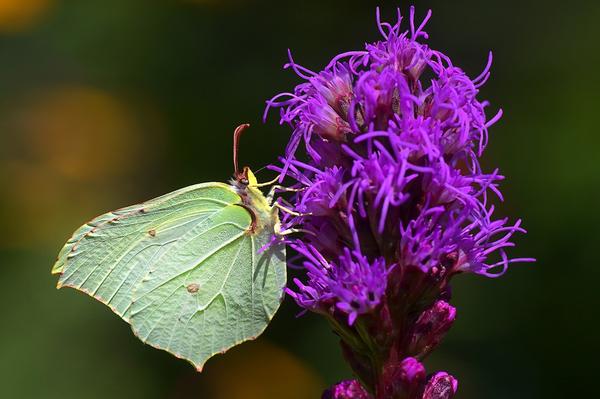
240,178,249,185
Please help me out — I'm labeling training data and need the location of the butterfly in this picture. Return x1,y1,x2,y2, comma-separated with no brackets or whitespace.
52,124,293,371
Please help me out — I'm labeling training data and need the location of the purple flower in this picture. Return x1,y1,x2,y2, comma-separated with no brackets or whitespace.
287,246,389,326
266,5,533,398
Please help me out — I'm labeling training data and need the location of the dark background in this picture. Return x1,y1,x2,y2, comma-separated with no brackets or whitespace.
0,0,597,398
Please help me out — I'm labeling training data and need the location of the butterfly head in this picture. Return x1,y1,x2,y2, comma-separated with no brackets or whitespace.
235,166,258,188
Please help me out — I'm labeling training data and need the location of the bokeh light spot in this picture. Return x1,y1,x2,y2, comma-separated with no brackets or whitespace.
0,85,153,248
0,0,54,33
17,86,141,180
170,340,324,399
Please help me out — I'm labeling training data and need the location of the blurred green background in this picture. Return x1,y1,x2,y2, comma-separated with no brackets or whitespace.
0,0,597,398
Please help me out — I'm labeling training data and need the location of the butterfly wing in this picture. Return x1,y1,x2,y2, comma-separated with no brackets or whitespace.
130,203,286,370
53,182,286,370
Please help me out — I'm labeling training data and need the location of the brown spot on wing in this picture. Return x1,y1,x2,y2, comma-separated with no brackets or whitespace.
148,229,156,237
186,283,199,294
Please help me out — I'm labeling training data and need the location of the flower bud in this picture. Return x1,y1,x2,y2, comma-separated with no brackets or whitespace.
380,357,425,398
322,380,371,399
399,357,426,393
421,372,458,399
409,300,456,357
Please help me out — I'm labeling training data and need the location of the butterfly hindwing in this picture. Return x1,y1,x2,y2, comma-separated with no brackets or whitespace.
130,204,275,369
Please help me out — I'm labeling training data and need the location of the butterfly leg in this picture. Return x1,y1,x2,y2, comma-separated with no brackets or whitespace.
272,204,315,238
254,175,280,188
274,221,317,237
274,201,312,217
267,185,305,206
278,228,317,237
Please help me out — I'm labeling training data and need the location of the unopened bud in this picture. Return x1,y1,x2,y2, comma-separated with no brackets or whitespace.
322,380,371,399
409,300,456,357
422,372,458,399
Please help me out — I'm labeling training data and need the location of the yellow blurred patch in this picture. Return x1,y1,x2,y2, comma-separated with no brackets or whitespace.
0,0,54,33
0,160,62,247
180,0,248,6
170,340,324,399
17,86,141,181
0,85,161,248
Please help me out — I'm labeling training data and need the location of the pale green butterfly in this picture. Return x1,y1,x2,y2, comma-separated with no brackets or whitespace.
52,124,297,371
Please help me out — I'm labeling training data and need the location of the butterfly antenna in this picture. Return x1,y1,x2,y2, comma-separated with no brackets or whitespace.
233,123,250,177
253,165,267,175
